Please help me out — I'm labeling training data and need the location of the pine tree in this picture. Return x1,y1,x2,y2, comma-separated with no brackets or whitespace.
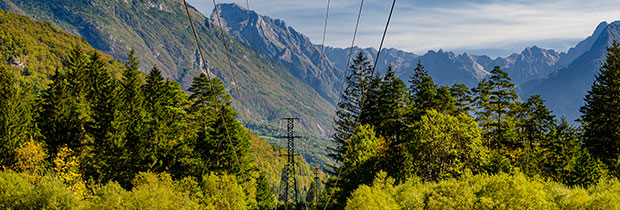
450,83,472,114
328,52,372,170
483,66,518,149
143,65,166,110
359,72,382,127
376,65,406,139
539,118,580,184
434,85,456,114
0,67,36,167
515,95,555,172
406,61,438,123
580,41,620,172
472,78,493,136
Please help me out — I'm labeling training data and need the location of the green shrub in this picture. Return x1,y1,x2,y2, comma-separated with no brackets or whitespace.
346,171,620,210
588,178,620,209
0,172,80,209
425,179,476,210
88,172,200,209
345,172,399,210
201,172,247,210
0,171,34,208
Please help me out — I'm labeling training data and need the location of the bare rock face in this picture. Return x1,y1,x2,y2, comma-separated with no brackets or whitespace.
9,55,26,68
213,3,342,104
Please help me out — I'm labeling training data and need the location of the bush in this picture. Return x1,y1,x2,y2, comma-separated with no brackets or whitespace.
0,171,80,209
89,172,200,209
346,171,620,210
345,172,399,210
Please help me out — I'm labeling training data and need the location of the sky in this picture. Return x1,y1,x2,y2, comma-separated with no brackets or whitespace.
187,0,620,57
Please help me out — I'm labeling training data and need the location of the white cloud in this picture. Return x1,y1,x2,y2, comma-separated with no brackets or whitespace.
187,0,620,57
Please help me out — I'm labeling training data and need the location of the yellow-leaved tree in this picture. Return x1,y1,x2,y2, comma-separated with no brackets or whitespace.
53,146,87,199
14,137,47,182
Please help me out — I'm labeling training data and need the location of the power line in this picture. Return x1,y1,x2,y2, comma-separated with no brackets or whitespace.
322,0,365,158
181,0,242,171
312,0,331,105
244,0,266,91
212,0,249,124
323,0,397,208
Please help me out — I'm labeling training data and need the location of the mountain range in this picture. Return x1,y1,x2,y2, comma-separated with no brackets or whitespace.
3,0,620,165
213,3,619,123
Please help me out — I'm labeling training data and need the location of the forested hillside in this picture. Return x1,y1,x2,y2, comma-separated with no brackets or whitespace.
0,10,321,209
0,0,336,166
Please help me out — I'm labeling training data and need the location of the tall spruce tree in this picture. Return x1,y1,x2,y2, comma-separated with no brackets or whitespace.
189,73,251,175
580,41,620,172
119,50,147,173
359,72,382,127
37,68,86,155
83,51,130,187
328,52,372,170
0,67,36,167
515,95,555,174
539,118,580,184
406,61,437,124
65,45,89,96
376,65,406,139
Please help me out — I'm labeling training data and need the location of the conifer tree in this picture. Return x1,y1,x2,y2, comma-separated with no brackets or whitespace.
0,67,36,166
450,83,472,113
376,65,406,139
65,45,89,96
406,61,437,123
472,78,493,136
580,41,620,172
256,172,275,210
475,66,518,149
434,86,456,114
539,118,580,184
359,72,382,128
328,52,372,170
37,69,86,155
189,73,251,175
83,52,130,187
517,96,555,150
119,49,147,172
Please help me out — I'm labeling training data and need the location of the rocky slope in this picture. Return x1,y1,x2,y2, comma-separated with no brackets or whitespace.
213,3,342,104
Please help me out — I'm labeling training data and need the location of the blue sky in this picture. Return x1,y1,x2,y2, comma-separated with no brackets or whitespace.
187,0,620,57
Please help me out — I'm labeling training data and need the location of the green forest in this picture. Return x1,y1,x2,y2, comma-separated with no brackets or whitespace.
2,7,620,210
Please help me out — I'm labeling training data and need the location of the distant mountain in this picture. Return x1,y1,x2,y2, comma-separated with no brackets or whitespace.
213,3,342,104
523,21,620,122
323,46,560,86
